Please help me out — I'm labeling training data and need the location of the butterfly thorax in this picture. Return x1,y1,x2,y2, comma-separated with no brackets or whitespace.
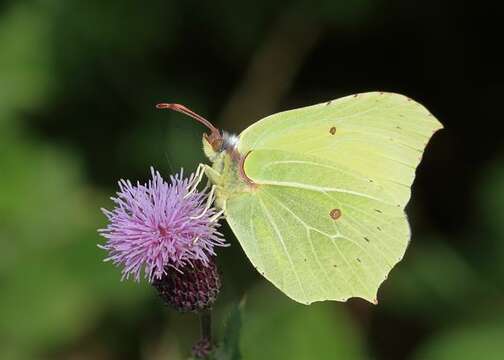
202,132,254,210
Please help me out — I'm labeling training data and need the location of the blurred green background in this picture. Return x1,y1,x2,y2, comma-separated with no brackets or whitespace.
1,0,502,359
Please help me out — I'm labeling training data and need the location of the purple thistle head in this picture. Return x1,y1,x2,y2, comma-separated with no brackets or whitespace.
98,166,225,282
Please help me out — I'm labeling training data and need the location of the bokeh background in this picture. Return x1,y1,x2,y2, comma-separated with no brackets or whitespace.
1,0,503,359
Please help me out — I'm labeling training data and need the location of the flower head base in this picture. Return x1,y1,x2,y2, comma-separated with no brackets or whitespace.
99,166,225,282
153,258,221,313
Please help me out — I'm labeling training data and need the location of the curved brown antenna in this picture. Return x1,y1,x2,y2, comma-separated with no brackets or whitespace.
156,103,219,135
156,103,223,151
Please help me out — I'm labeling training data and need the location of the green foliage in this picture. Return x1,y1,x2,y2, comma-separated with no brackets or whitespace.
478,160,504,282
240,284,366,360
383,240,497,321
0,81,151,359
0,4,151,358
0,2,52,129
413,320,504,360
213,300,244,360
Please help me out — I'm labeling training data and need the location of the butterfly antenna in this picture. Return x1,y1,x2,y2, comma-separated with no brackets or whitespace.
156,103,220,137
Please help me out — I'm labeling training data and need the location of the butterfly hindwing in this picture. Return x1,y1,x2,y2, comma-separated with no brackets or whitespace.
226,149,410,304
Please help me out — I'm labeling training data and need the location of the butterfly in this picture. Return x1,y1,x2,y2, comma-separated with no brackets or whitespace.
157,92,443,305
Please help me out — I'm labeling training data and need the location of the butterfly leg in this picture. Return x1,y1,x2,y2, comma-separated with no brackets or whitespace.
202,163,229,210
190,184,217,220
185,163,206,198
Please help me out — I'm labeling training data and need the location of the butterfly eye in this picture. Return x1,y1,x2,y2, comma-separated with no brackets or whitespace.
203,132,224,152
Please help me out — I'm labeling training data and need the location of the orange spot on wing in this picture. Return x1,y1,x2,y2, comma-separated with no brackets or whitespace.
330,208,342,220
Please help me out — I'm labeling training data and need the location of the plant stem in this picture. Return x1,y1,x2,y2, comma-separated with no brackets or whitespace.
200,309,212,342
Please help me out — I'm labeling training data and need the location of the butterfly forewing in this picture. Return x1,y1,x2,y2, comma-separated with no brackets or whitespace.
238,92,442,208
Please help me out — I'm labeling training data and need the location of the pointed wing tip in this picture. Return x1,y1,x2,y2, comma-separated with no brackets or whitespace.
428,112,444,131
344,91,445,132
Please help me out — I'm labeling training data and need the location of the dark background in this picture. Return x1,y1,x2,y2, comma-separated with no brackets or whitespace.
1,1,503,359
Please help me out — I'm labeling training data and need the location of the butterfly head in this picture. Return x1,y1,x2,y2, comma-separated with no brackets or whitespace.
203,130,240,162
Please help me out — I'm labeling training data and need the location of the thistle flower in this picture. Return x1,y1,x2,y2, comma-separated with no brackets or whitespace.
98,166,225,283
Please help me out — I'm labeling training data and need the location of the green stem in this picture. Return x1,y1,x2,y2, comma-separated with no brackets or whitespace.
200,309,212,342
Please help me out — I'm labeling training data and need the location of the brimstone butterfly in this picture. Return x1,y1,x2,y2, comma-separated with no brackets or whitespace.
157,92,443,305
